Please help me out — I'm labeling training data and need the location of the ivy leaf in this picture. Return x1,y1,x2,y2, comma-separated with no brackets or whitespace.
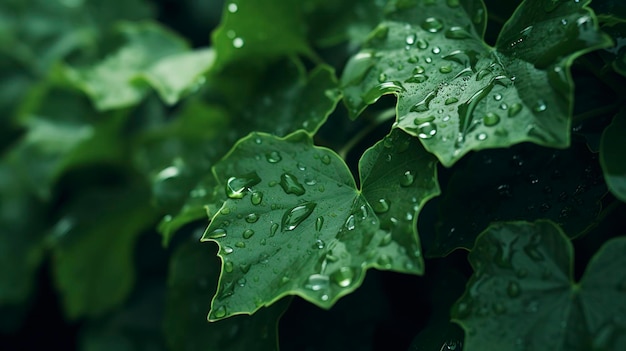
600,109,626,202
211,0,313,70
51,186,157,319
165,239,289,351
63,21,214,110
452,220,626,350
201,129,438,320
429,141,606,257
342,0,611,166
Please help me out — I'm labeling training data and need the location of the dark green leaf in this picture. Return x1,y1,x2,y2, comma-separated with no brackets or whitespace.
202,129,438,320
51,186,157,319
63,22,214,110
430,141,606,256
600,109,626,202
452,220,626,350
165,239,289,351
342,0,611,166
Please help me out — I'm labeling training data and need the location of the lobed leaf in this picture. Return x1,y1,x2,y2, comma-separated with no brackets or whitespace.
452,220,626,350
342,0,611,166
600,109,626,202
201,129,439,320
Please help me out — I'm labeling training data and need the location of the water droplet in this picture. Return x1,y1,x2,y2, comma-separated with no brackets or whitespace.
282,202,316,231
226,172,261,199
416,38,429,49
213,305,227,318
413,66,425,74
483,112,500,126
445,97,459,105
405,74,428,83
410,91,437,112
315,216,324,231
237,278,247,287
270,222,279,236
439,65,452,73
432,46,441,54
424,57,432,63
235,241,246,248
401,170,416,186
533,100,547,112
239,263,250,273
265,151,282,163
245,213,259,223
508,102,522,117
207,228,227,239
251,191,263,205
227,3,238,13
232,37,244,48
445,26,473,39
331,267,356,288
345,215,356,231
305,274,329,291
417,122,437,139
507,281,521,298
378,73,387,83
421,17,444,33
377,254,393,268
321,154,331,165
280,173,305,196
362,81,405,104
243,229,255,239
372,198,390,213
405,33,417,45
223,246,234,254
224,261,234,273
313,239,325,249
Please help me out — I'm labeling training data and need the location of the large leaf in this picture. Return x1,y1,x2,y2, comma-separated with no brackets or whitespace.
600,109,626,202
452,220,626,350
164,239,289,351
429,140,606,257
211,0,313,69
63,21,214,110
201,129,439,320
51,186,157,319
342,0,611,166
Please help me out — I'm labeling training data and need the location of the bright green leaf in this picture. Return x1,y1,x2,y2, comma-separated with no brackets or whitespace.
51,186,157,319
452,220,626,350
64,21,214,110
430,141,606,257
342,0,611,166
165,239,289,351
211,0,313,69
600,109,626,202
201,129,438,320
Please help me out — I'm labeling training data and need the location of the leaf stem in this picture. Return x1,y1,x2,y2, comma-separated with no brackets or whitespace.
572,102,623,124
338,108,396,159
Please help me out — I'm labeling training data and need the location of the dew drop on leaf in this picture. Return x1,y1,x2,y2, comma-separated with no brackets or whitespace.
226,172,261,199
224,261,234,273
508,102,522,117
279,173,305,196
235,241,245,248
345,215,356,231
405,73,428,83
223,246,234,254
405,33,417,45
207,228,227,239
305,274,329,291
417,122,437,139
362,81,405,104
245,213,259,223
377,254,393,268
533,100,547,112
445,26,473,39
321,154,331,165
372,198,391,213
313,239,325,249
242,229,255,239
445,97,459,105
507,281,521,298
281,202,316,231
401,170,416,187
330,267,356,288
483,112,500,126
270,222,279,236
213,305,227,318
315,216,324,231
265,151,282,163
416,38,429,49
421,17,444,33
250,191,263,205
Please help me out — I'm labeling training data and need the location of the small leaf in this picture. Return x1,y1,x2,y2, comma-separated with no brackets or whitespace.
342,0,611,166
452,220,626,350
165,240,289,351
600,109,626,202
202,129,439,320
51,186,157,319
64,21,214,110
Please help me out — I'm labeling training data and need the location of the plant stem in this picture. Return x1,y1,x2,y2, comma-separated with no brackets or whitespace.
572,102,623,124
338,108,396,159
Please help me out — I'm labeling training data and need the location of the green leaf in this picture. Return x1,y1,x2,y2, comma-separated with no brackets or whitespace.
0,162,46,305
202,129,439,320
600,109,626,202
51,186,157,319
452,220,626,350
165,240,289,351
211,0,313,69
64,21,214,110
430,141,606,256
342,0,611,166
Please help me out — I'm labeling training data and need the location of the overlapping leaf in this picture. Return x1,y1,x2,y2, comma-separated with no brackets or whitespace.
452,220,626,350
165,240,289,351
600,109,626,202
342,0,611,166
63,21,214,110
201,129,439,320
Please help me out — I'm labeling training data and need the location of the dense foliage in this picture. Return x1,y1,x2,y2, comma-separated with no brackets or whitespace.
1,0,625,350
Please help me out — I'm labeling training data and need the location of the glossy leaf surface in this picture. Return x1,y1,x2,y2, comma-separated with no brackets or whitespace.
202,129,438,320
342,0,611,166
600,109,626,202
452,220,626,350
